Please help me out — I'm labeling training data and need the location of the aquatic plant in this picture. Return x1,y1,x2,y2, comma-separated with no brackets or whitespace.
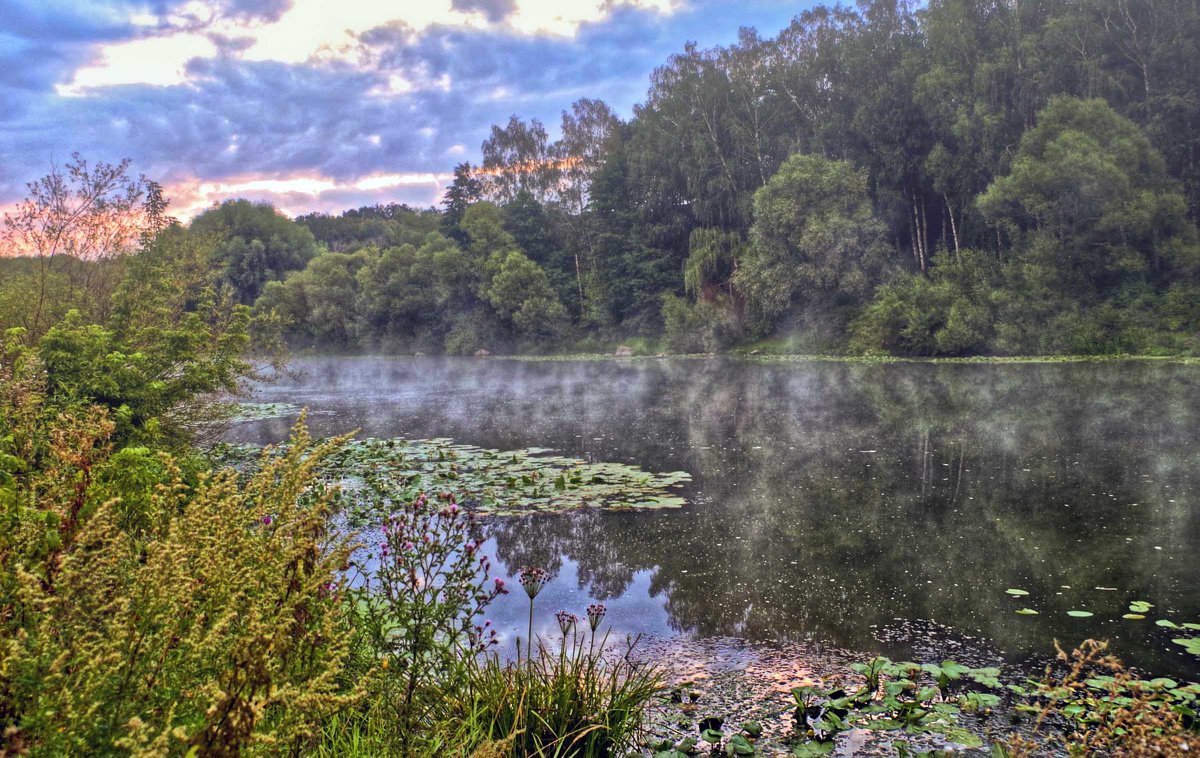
787,656,1006,752
1001,639,1199,756
216,436,692,518
464,607,664,756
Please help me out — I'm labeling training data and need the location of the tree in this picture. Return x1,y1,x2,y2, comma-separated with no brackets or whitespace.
480,116,556,204
1,154,154,337
485,250,568,340
440,163,484,244
978,96,1200,295
191,199,318,304
736,154,893,333
553,98,620,215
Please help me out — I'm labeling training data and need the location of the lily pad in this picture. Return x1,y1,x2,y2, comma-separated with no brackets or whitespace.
228,402,305,421
1005,588,1030,596
1122,613,1146,620
1129,600,1153,613
215,436,692,519
1067,610,1094,618
1015,608,1039,615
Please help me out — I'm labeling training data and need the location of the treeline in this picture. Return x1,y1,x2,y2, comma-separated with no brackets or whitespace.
8,0,1200,356
258,0,1200,355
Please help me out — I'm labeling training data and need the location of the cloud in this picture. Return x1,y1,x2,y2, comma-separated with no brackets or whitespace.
0,0,802,214
451,0,517,24
166,168,453,218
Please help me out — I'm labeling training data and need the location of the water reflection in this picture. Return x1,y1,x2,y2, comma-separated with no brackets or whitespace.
227,357,1200,677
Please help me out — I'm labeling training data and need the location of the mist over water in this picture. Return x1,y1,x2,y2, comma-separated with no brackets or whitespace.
227,356,1200,678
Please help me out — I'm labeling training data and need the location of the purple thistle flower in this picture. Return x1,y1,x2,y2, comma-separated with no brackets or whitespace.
261,515,272,526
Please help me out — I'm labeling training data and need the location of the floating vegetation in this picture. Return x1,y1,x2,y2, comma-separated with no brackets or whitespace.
1067,611,1095,618
786,657,1006,752
216,436,692,520
1005,588,1030,596
228,402,306,421
1154,619,1200,657
1015,608,1039,616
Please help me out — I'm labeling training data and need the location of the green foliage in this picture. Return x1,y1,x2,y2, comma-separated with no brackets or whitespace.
661,293,742,353
851,250,999,356
978,97,1200,294
192,198,318,303
465,625,663,756
37,301,253,446
737,154,892,335
486,249,569,342
0,394,358,755
298,203,439,252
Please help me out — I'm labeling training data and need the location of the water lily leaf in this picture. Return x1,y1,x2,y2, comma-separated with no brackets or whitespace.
1005,588,1030,596
793,741,834,757
1129,600,1153,613
1122,613,1146,620
1067,610,1094,618
1156,620,1180,628
1015,608,1039,615
218,436,692,518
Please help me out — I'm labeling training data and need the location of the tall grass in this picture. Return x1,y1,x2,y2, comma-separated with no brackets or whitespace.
462,592,664,757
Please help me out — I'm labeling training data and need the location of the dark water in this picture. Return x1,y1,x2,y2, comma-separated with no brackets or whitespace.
226,356,1200,679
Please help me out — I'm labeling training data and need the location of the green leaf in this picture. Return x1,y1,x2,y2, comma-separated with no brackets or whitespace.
1015,608,1039,615
1005,588,1030,596
1067,610,1094,617
793,741,834,757
701,728,724,744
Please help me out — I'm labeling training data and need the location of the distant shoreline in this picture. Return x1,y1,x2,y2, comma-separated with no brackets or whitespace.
273,351,1200,365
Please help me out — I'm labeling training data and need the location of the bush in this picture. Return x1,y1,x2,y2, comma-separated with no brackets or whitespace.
0,404,358,755
661,294,742,353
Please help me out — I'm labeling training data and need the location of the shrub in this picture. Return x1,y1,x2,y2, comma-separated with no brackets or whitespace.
0,405,358,756
661,294,742,353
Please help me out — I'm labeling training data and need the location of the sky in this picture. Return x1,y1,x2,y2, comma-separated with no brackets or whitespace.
0,0,804,220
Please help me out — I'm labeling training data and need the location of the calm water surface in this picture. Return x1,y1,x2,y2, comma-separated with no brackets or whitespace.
226,356,1200,678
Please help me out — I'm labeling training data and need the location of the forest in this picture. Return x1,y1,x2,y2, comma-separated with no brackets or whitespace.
5,0,1200,357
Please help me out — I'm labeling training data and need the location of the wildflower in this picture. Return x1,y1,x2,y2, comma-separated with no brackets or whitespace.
519,566,549,599
380,657,389,670
556,610,578,635
587,602,607,631
465,541,476,554
494,577,507,592
261,515,272,526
